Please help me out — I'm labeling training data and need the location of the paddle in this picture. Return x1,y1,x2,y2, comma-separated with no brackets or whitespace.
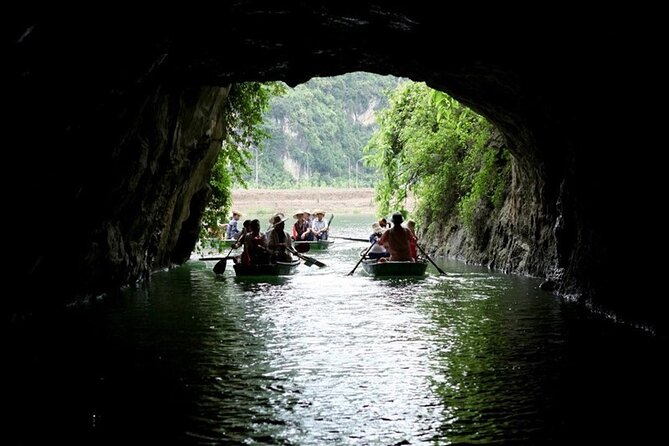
200,255,237,261
214,230,246,274
416,243,446,275
332,236,368,242
288,246,326,267
213,245,237,274
346,240,376,276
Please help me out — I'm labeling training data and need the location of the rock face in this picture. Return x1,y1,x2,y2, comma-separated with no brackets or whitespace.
7,7,664,329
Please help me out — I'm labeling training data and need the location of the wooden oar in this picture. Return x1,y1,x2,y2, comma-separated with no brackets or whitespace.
416,243,446,275
288,246,326,267
332,236,368,242
200,255,237,261
213,245,237,274
346,241,376,276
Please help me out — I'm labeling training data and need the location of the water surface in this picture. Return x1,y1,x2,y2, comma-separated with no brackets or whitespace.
6,214,667,444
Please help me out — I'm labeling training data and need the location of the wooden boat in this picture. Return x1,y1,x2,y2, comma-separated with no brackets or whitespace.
361,259,428,277
232,259,300,276
293,239,334,251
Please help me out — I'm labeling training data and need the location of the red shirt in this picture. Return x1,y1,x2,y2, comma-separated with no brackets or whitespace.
378,227,412,261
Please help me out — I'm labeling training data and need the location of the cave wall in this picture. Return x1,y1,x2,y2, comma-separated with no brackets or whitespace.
7,7,663,328
16,81,228,310
8,17,231,312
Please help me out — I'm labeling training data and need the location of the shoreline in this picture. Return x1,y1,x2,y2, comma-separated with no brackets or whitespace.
231,187,379,216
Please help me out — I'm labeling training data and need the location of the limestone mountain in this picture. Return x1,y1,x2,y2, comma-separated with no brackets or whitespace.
245,72,401,187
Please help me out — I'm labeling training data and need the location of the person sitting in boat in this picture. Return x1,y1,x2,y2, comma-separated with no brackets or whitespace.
267,213,293,263
406,219,418,261
243,219,270,265
378,212,413,261
367,222,390,260
230,219,252,264
311,210,329,240
233,219,252,249
292,210,315,241
303,209,313,224
226,210,242,240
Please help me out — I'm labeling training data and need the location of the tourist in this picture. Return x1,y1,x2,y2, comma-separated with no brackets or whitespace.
378,212,412,261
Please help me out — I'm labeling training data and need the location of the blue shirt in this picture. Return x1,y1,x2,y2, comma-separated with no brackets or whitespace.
226,218,240,240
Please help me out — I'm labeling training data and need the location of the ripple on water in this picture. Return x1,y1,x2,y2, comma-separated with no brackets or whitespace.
6,216,666,444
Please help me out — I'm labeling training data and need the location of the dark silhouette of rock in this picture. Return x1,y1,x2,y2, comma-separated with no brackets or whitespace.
539,280,557,292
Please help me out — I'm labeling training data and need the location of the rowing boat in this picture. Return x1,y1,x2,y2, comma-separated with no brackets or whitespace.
361,259,428,277
232,260,300,276
293,240,334,251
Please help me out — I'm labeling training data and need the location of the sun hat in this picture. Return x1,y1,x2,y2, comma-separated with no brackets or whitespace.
232,210,242,217
293,210,305,219
371,222,385,235
269,213,289,226
313,209,326,216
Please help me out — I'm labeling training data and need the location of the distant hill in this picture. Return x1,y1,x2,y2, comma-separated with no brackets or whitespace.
244,72,401,188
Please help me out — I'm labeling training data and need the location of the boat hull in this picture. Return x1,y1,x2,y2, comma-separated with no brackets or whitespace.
293,240,334,250
233,260,300,276
362,259,428,277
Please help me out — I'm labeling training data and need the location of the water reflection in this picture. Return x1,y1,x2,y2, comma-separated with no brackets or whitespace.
5,214,667,444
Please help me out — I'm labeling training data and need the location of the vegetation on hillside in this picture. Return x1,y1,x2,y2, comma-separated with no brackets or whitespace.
201,81,285,239
364,81,511,236
246,72,401,188
201,73,398,244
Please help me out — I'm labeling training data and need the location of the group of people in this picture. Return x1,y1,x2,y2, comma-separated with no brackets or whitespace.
219,209,417,266
366,212,419,262
291,209,329,241
220,209,331,267
223,212,294,266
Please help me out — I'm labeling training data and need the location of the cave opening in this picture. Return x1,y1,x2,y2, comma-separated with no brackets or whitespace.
7,8,665,331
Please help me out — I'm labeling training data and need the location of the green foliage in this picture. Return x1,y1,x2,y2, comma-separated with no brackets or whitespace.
201,82,285,237
365,82,511,232
245,72,401,187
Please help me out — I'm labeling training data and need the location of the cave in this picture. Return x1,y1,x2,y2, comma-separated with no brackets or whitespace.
7,6,664,331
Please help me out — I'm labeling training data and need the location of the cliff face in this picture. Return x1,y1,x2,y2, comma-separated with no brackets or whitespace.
7,7,664,329
10,80,229,310
430,133,560,284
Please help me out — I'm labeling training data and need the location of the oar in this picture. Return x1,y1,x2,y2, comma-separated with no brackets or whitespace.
288,246,326,267
346,241,376,276
416,243,446,275
200,255,237,261
213,245,237,274
332,236,368,242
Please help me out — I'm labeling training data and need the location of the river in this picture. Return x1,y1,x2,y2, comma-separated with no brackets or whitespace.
5,214,667,444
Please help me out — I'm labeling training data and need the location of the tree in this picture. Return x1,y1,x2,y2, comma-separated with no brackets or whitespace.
201,82,285,242
365,81,510,236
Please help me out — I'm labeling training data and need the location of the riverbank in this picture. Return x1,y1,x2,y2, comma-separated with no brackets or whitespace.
231,187,379,216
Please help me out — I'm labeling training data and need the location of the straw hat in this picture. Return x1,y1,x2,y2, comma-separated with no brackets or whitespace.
292,210,305,219
313,209,326,216
232,210,242,217
269,213,288,226
303,209,311,215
